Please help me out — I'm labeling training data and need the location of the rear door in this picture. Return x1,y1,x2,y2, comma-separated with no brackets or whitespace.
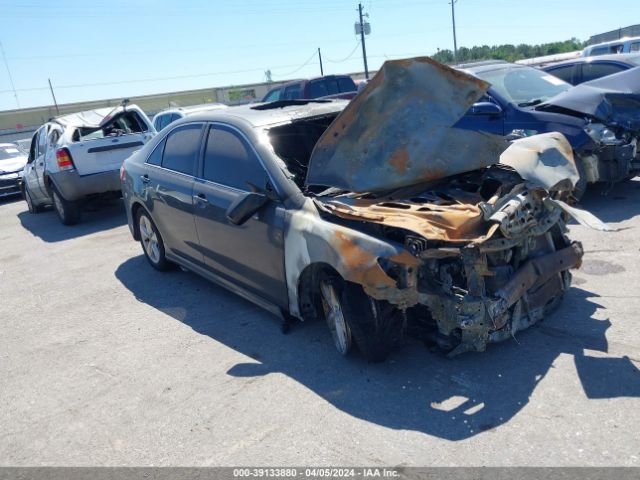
66,109,154,176
192,123,287,307
144,123,205,266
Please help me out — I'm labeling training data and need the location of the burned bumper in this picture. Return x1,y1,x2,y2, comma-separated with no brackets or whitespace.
421,242,583,356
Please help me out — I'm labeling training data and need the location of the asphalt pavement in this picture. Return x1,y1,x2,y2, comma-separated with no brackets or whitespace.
1,182,639,466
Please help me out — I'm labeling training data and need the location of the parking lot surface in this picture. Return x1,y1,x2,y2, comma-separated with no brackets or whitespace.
1,183,639,466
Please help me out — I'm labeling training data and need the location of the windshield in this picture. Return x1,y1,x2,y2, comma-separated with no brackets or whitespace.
474,65,571,106
0,146,22,161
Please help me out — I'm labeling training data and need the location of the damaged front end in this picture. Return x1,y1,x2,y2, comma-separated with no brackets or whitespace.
538,67,640,184
273,57,604,357
315,161,584,356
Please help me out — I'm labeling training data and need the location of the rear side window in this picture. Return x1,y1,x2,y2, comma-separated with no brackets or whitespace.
308,80,329,98
202,126,266,191
338,77,357,92
631,42,640,53
160,124,202,175
546,65,578,85
283,84,302,100
37,127,48,156
146,138,166,166
581,63,626,82
589,46,609,56
324,78,339,96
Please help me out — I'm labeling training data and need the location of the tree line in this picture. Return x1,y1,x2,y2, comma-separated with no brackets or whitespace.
431,38,585,64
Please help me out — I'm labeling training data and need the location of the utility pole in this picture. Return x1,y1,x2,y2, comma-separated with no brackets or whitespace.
0,39,19,108
48,78,60,115
450,0,458,64
358,2,370,79
318,47,324,76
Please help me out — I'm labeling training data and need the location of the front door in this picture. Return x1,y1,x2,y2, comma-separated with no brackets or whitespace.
192,124,287,308
24,127,48,200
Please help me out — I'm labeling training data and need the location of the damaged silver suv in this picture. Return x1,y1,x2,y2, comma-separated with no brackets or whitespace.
121,58,601,362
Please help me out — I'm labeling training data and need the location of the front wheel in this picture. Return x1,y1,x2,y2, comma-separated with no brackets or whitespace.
23,185,43,214
319,274,397,363
137,209,171,271
52,185,81,225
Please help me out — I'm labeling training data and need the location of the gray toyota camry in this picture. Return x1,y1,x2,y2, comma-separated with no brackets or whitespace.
121,57,594,362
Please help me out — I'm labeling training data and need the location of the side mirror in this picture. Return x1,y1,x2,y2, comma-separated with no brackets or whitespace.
226,191,270,226
469,102,503,116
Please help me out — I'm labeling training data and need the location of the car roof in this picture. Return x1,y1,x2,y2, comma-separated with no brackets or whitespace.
182,99,348,128
155,103,228,116
267,74,355,90
545,52,640,68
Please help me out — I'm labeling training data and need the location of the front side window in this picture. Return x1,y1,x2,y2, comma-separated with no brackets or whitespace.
154,114,170,131
160,124,202,175
631,42,640,53
474,66,571,106
546,64,578,85
581,63,626,82
263,88,282,102
202,125,266,191
37,127,48,156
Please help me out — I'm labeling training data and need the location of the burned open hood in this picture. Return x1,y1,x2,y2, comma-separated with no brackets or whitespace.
539,67,640,131
305,57,508,193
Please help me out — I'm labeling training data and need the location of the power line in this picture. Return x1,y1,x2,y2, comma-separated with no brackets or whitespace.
324,42,361,63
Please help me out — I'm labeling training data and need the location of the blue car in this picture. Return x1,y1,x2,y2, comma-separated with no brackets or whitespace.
455,61,640,197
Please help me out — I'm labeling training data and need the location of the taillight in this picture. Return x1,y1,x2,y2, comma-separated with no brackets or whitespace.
119,164,126,182
56,148,75,170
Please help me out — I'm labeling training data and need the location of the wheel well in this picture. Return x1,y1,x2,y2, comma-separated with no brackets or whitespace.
130,202,145,241
297,262,341,321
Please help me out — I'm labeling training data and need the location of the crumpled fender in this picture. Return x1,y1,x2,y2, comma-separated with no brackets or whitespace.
284,199,418,318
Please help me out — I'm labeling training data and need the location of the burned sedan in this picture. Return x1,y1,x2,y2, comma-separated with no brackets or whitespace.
121,57,598,361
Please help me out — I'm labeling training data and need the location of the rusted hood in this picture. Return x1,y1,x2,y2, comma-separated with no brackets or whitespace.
305,57,508,193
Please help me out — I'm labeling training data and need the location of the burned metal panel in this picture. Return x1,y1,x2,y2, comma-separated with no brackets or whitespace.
499,132,579,191
305,57,508,193
540,67,640,131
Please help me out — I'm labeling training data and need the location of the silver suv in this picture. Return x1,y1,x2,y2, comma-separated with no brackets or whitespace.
21,103,155,225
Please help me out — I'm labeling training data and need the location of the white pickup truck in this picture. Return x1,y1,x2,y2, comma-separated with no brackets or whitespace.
21,103,155,225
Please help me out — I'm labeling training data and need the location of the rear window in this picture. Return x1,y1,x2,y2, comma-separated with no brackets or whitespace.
74,111,148,142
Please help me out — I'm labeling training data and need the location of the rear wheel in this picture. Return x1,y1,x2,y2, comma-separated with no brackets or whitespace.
51,185,81,225
137,209,170,271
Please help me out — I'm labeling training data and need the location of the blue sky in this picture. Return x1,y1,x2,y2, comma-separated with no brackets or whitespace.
0,0,637,111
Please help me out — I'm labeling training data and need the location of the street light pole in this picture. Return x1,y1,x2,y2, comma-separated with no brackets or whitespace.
450,0,458,64
358,3,369,79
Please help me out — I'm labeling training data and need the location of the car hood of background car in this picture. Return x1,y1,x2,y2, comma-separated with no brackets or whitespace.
539,66,640,131
304,57,509,193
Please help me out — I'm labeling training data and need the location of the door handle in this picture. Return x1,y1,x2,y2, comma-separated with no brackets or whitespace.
141,174,150,184
194,193,208,204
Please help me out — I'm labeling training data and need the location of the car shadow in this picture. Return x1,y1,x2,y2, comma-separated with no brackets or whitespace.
115,256,640,440
578,178,640,223
18,198,127,243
